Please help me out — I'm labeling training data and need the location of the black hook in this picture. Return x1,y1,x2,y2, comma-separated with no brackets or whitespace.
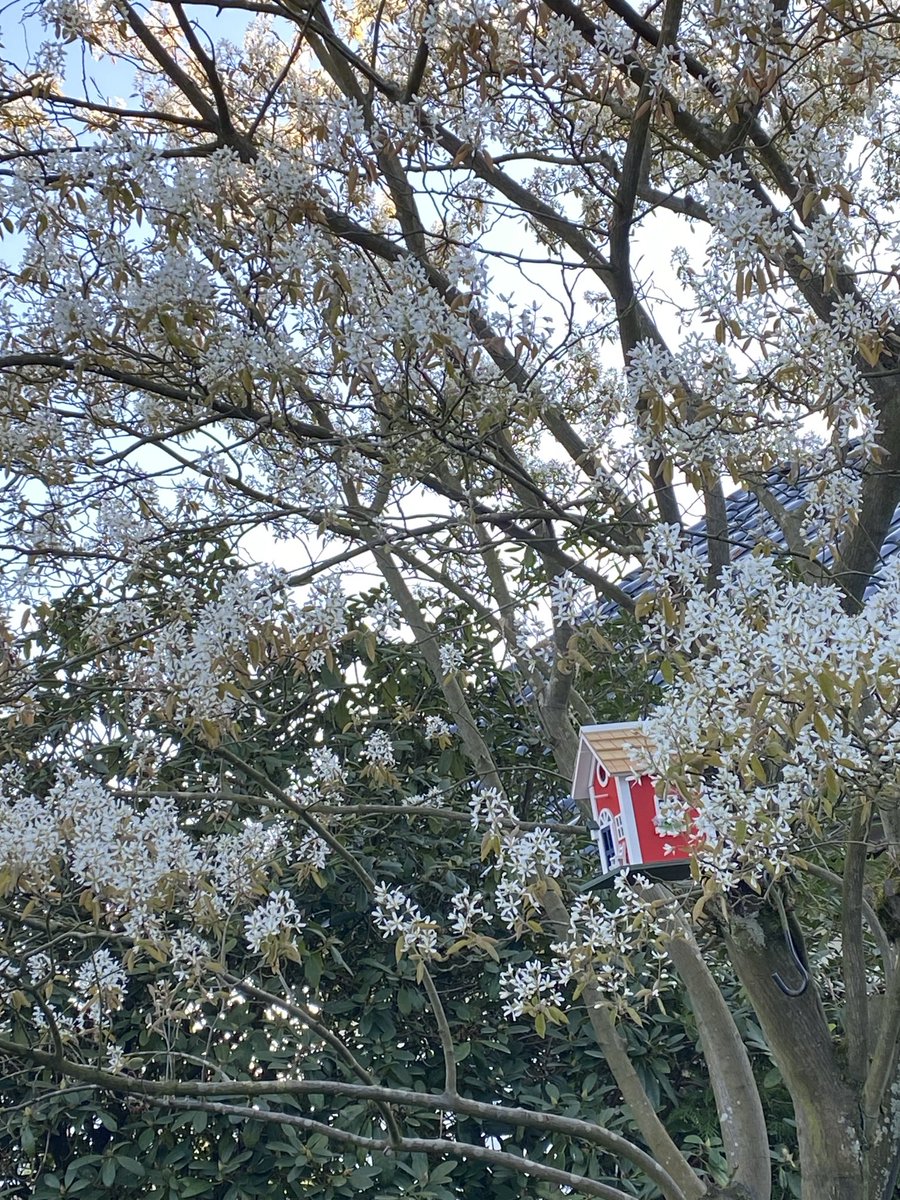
771,897,809,998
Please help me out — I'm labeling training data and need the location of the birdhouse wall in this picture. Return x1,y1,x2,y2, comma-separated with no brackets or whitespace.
628,775,692,863
590,763,622,818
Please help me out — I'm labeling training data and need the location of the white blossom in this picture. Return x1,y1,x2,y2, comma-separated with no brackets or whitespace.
469,786,514,834
642,552,900,884
372,883,439,959
367,596,402,635
299,574,347,647
243,890,304,954
503,828,563,880
360,730,396,769
74,949,127,1020
207,820,285,908
549,571,585,625
448,886,486,935
105,1043,127,1072
439,643,465,675
295,829,329,871
168,931,211,983
309,747,343,784
498,959,565,1021
424,715,452,741
0,791,64,889
60,781,201,929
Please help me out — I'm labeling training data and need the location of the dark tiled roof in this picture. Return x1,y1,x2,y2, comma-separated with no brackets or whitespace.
611,463,900,607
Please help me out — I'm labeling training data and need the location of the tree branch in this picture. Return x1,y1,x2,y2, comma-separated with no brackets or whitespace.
161,1097,651,1200
724,893,861,1193
372,547,506,794
419,965,457,1096
219,970,403,1143
793,857,894,973
864,948,900,1122
212,743,376,891
647,887,770,1200
537,883,704,1200
0,1037,688,1198
843,805,872,1085
112,0,219,127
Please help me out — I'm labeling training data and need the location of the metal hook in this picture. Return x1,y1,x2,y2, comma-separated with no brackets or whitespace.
771,892,809,998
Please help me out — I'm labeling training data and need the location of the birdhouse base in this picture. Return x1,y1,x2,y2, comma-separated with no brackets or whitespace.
581,859,693,890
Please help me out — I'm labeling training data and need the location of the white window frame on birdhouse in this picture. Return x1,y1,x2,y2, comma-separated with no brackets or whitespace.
595,808,619,873
614,813,626,847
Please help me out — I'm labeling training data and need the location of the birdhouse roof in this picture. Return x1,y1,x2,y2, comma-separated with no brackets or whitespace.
571,722,655,802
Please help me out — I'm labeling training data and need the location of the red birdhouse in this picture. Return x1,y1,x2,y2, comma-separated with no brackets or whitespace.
571,722,692,879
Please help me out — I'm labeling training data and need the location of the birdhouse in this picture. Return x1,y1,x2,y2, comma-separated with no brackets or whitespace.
571,722,692,880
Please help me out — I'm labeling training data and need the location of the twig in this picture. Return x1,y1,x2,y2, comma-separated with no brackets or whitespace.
213,744,375,891
221,971,403,1144
419,966,457,1096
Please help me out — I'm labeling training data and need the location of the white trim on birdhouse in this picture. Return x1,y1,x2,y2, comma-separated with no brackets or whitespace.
594,806,618,872
615,774,641,864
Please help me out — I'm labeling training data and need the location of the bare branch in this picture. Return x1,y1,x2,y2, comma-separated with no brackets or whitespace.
843,806,872,1085
162,1097,652,1200
0,1037,689,1198
419,966,457,1096
220,970,403,1144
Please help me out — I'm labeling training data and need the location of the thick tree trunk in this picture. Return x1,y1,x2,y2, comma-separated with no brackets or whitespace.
723,895,864,1200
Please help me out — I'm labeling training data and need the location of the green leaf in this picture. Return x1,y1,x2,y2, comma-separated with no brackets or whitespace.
115,1156,146,1177
348,1165,381,1190
304,951,323,990
428,1160,458,1184
20,1123,35,1157
180,1182,216,1197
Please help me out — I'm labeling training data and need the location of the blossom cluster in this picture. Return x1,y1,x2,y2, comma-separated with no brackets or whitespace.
84,566,346,730
498,875,674,1025
360,730,396,769
641,548,900,886
448,886,487,935
424,715,453,743
468,784,566,936
17,946,130,1045
309,747,343,786
549,571,587,626
243,890,304,956
372,884,439,960
498,959,566,1023
439,643,465,675
74,949,128,1024
469,785,514,835
0,774,312,968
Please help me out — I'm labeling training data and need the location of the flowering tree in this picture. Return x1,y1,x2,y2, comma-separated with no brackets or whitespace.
2,0,900,1197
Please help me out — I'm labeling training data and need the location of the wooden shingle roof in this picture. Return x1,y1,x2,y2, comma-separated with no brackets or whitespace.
571,721,656,802
581,724,653,777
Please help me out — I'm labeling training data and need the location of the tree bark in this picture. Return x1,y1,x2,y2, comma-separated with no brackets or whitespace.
662,930,771,1199
724,896,863,1200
